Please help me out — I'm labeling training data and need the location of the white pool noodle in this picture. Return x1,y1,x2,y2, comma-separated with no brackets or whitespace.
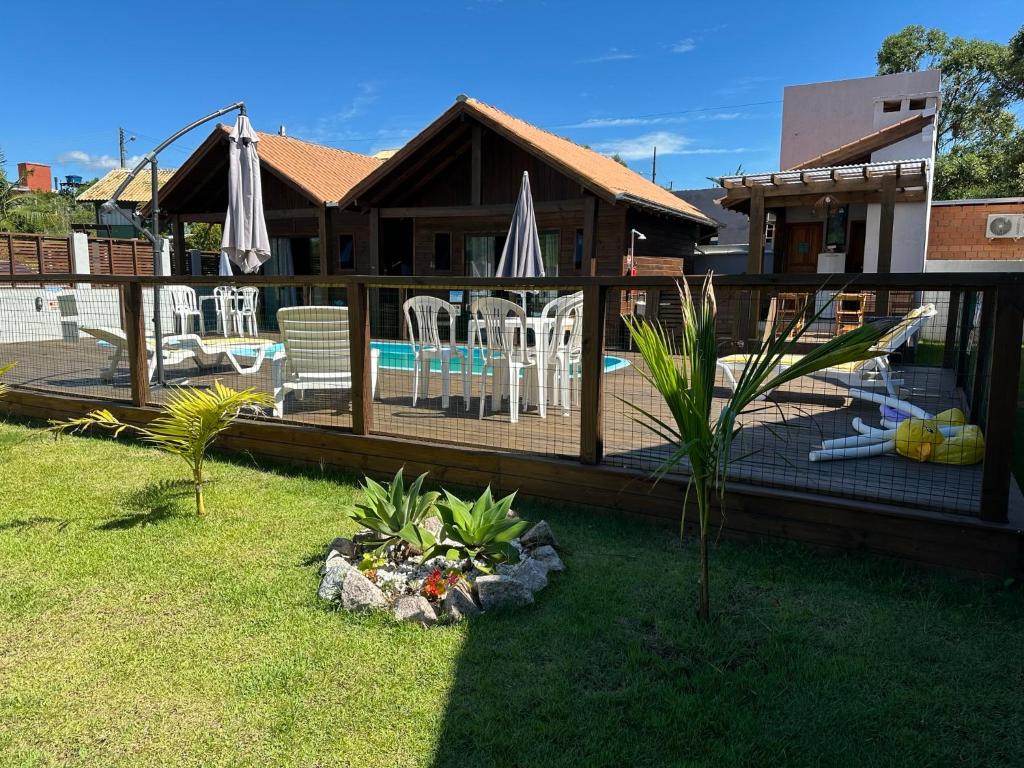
852,418,894,439
820,434,893,449
847,388,931,419
809,440,896,462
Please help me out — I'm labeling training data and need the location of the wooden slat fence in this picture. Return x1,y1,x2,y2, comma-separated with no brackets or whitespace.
0,232,153,276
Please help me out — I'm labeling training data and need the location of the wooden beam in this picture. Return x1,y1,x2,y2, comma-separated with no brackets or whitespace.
980,285,1024,523
722,172,928,201
176,208,319,223
122,282,149,407
317,207,328,276
874,176,898,314
368,207,380,275
942,289,961,369
366,124,472,205
747,186,765,274
348,281,373,435
580,282,607,464
172,215,186,276
471,124,482,206
972,288,996,419
582,194,599,276
379,200,586,219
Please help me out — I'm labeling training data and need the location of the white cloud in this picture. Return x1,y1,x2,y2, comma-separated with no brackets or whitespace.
56,150,144,171
293,82,379,142
593,131,693,160
593,132,756,161
701,112,742,121
577,48,636,64
563,115,688,129
672,38,696,53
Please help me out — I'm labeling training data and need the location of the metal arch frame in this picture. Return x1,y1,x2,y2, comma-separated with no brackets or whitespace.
100,101,247,384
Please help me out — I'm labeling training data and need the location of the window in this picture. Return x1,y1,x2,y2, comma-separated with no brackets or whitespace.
882,99,902,113
464,234,505,277
908,97,927,111
337,234,354,270
433,232,451,271
825,205,849,249
539,230,560,277
574,228,584,270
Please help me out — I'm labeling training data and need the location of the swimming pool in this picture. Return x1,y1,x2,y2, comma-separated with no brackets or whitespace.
235,340,630,375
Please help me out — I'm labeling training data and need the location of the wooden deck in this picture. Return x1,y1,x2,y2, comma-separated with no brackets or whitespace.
0,334,994,517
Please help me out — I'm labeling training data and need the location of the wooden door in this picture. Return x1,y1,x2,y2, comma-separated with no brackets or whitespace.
846,220,866,273
783,222,823,273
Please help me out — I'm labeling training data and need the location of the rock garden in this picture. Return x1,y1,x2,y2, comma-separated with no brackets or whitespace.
317,469,563,625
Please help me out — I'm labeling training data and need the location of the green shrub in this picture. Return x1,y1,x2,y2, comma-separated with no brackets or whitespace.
345,469,439,560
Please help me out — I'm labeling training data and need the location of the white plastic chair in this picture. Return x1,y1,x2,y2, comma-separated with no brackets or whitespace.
466,297,536,422
233,287,259,337
403,295,464,408
272,306,379,418
213,286,236,337
543,296,584,415
168,285,204,335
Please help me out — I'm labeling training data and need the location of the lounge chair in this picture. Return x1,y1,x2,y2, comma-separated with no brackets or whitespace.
81,326,274,383
716,303,937,397
272,306,379,418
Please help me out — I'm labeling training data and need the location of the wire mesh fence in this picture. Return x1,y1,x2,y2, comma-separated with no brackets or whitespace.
0,274,1014,520
602,283,988,515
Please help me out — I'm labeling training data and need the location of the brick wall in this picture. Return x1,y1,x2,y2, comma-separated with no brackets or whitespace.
928,201,1024,260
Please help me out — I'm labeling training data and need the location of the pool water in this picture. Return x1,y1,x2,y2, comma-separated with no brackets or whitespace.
251,341,629,375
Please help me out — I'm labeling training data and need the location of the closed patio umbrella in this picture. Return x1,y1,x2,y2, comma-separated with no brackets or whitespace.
496,171,544,309
218,250,234,277
221,114,271,273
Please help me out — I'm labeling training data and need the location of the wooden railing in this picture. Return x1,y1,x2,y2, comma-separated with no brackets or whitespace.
0,271,1022,573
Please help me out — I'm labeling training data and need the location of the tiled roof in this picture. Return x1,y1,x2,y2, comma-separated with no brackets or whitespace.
339,96,716,227
461,97,714,225
76,168,177,204
252,130,383,204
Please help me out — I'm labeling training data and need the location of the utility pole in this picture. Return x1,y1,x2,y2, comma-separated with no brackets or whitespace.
651,146,657,184
119,127,127,169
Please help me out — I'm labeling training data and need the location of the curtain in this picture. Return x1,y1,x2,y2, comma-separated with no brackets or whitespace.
265,238,298,324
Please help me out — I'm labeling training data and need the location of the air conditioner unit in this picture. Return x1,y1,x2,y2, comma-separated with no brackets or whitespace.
986,213,1024,239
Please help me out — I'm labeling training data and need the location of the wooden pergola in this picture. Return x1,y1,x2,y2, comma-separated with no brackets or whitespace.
718,158,930,274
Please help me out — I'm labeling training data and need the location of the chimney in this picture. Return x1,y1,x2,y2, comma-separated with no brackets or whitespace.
278,125,287,137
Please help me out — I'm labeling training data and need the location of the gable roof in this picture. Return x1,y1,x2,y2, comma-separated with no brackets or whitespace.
77,168,177,204
339,96,716,227
787,112,934,171
151,125,382,212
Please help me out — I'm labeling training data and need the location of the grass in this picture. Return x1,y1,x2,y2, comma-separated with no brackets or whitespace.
1,420,1023,767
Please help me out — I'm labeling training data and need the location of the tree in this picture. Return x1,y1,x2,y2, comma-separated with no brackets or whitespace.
624,277,892,621
877,25,1024,199
610,153,629,167
185,222,222,252
51,382,273,516
0,148,95,234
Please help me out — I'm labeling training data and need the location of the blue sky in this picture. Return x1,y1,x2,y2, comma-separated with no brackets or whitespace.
2,0,1017,192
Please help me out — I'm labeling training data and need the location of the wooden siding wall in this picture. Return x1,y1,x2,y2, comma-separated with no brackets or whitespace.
0,233,73,275
88,238,153,276
325,209,373,274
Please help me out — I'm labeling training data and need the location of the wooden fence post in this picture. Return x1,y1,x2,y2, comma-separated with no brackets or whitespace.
942,289,961,369
348,281,373,435
971,288,996,420
35,234,43,275
955,291,973,389
580,281,607,465
122,281,150,407
979,285,1024,524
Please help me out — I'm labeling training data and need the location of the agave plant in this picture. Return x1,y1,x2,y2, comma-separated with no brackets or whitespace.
50,381,272,515
623,274,894,621
345,469,440,560
420,487,530,571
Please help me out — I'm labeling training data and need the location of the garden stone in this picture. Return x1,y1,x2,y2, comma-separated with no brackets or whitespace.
441,583,480,622
327,536,358,559
318,559,354,601
521,520,557,550
531,545,565,573
512,558,548,593
340,569,388,611
393,595,437,626
475,575,534,611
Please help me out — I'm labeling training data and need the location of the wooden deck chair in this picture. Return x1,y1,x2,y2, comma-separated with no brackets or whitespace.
716,303,937,397
272,306,379,418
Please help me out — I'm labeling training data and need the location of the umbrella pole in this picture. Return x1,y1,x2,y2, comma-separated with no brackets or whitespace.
151,158,165,385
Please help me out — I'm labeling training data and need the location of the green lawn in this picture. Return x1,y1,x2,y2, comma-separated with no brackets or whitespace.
1,420,1023,767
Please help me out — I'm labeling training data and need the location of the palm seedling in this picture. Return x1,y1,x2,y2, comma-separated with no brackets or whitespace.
50,381,272,515
623,274,894,621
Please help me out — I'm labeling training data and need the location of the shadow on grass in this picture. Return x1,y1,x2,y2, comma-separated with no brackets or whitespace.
98,479,195,530
0,516,71,532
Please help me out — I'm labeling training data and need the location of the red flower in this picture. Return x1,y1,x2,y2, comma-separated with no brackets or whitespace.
422,569,445,600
